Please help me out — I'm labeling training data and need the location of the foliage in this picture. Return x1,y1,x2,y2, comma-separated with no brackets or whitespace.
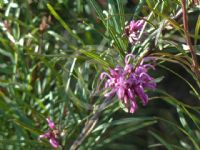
0,0,200,150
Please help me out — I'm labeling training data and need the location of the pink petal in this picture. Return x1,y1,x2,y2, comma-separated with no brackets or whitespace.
130,100,137,113
38,132,50,139
125,53,135,64
49,138,59,148
114,66,124,75
109,69,118,77
123,95,128,104
135,20,144,29
117,87,125,100
135,85,148,105
104,90,116,98
100,72,112,80
46,118,55,129
127,88,134,100
143,82,156,90
139,72,152,81
143,64,155,70
129,20,136,31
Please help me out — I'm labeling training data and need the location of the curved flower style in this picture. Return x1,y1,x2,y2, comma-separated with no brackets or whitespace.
124,19,144,44
100,54,156,113
39,118,60,148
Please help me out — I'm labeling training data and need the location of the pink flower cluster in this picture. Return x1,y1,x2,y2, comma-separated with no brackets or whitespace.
100,54,156,113
125,19,144,44
39,118,60,148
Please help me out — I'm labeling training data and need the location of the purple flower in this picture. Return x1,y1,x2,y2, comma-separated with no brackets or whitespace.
38,118,60,148
124,19,144,44
100,54,156,113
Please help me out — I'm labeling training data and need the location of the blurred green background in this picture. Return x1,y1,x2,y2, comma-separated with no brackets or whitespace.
0,0,200,150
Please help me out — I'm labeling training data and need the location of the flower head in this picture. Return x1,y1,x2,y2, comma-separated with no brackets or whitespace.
100,54,156,113
124,19,144,44
39,118,60,148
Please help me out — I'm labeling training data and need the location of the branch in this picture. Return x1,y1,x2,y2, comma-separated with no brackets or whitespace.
181,0,200,81
69,98,112,150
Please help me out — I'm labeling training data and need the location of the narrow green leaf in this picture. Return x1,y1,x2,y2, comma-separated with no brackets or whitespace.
12,119,41,134
149,130,173,150
80,49,110,67
159,64,200,99
194,15,200,45
95,120,157,148
47,3,84,45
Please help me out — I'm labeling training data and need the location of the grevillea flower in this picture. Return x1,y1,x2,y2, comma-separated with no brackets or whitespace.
100,54,156,113
124,19,144,44
39,118,60,148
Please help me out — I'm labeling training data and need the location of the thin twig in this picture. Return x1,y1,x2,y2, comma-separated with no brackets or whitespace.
69,98,112,150
181,0,200,81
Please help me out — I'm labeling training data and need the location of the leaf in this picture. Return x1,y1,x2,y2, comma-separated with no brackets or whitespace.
116,0,125,30
154,76,165,83
79,49,110,67
194,15,200,45
89,0,126,56
93,117,156,132
47,3,84,45
94,120,157,148
158,64,200,99
12,119,41,134
146,1,183,32
156,117,200,150
0,139,50,148
149,130,173,150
